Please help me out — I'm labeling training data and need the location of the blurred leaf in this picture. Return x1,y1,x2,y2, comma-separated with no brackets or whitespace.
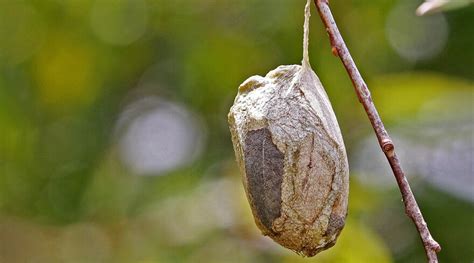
418,186,474,262
80,149,139,222
416,0,473,16
0,1,45,64
282,219,392,263
182,32,275,113
33,32,101,114
347,178,383,214
90,0,148,46
370,73,473,124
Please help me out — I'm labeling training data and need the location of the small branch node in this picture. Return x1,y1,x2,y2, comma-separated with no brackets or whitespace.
381,138,394,155
312,1,440,261
431,240,441,252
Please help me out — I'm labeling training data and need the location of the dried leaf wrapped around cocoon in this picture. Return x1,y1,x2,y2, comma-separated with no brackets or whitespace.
227,0,349,257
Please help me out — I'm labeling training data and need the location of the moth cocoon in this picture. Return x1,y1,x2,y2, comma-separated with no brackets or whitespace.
228,0,349,257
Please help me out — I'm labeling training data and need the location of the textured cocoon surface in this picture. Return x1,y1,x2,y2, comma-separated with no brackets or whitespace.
228,0,349,257
228,64,349,256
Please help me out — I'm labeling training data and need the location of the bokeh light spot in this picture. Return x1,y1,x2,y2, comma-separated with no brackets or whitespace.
90,0,148,46
118,97,205,176
59,223,111,263
0,2,45,65
386,0,448,62
34,33,100,113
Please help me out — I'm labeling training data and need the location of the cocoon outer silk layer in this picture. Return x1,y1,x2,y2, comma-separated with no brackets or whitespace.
228,0,349,257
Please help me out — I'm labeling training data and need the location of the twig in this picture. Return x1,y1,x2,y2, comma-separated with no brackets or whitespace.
312,1,441,262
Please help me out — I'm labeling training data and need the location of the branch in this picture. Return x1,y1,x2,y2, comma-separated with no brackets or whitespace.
312,1,441,262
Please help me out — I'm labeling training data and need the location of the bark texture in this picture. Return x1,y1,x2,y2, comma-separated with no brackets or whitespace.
313,0,441,262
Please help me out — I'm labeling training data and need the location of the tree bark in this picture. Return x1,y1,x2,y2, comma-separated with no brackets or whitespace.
312,1,441,262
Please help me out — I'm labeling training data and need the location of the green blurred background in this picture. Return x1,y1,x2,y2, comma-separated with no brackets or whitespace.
0,0,473,262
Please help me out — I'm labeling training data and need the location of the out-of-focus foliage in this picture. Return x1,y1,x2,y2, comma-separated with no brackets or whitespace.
0,0,472,262
417,0,473,16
